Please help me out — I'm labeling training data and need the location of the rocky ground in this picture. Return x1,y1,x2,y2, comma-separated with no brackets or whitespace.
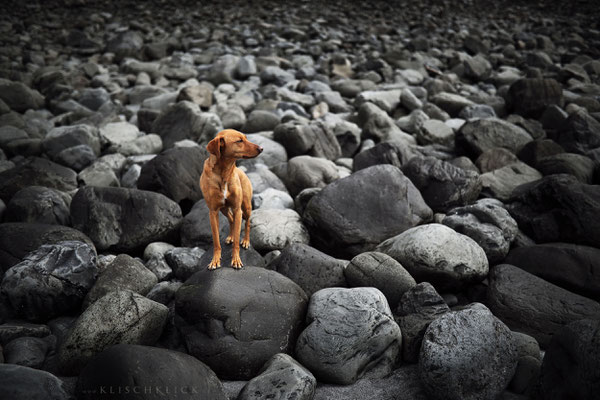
1,0,600,399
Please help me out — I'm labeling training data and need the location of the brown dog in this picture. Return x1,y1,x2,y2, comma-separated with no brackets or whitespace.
200,129,263,269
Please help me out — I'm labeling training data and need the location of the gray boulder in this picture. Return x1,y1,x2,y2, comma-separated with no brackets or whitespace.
442,198,519,263
243,110,281,133
180,199,229,248
285,155,339,197
487,264,600,347
1,241,97,322
4,336,49,369
376,224,488,291
508,78,563,118
137,145,208,212
419,303,518,400
274,120,342,161
0,79,44,113
539,319,600,400
249,208,310,252
345,251,416,310
430,92,475,117
174,267,307,379
480,161,542,201
476,147,518,173
536,153,596,183
269,243,347,297
42,124,101,160
457,118,534,157
77,344,227,400
70,186,182,252
238,134,287,169
4,186,71,225
58,290,168,375
304,165,432,258
401,156,482,213
83,254,157,309
237,353,316,400
165,246,206,281
395,282,450,362
296,287,402,385
357,102,415,144
353,141,413,172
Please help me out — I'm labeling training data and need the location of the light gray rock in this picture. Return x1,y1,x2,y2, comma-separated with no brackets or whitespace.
480,161,542,201
355,89,402,113
250,208,310,252
237,354,316,400
417,119,454,146
376,223,488,291
83,254,157,309
253,188,294,210
111,134,162,156
1,241,97,322
487,264,600,347
143,242,174,281
458,118,534,156
58,290,168,375
345,251,416,310
357,102,416,144
296,287,402,385
430,92,475,117
401,88,423,111
419,303,518,400
285,155,339,196
99,121,139,146
442,198,519,263
42,124,101,159
77,160,120,187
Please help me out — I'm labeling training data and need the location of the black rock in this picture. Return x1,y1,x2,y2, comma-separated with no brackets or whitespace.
550,109,600,155
0,364,72,400
77,344,228,400
536,153,596,183
105,30,144,62
70,186,182,252
487,264,600,347
507,174,600,247
174,267,308,380
180,199,229,248
4,336,49,369
401,156,482,213
0,157,77,203
504,243,600,301
457,118,533,157
0,79,44,113
1,241,97,322
508,78,564,118
517,139,565,168
0,223,94,276
538,319,600,400
41,124,101,160
268,243,347,297
4,186,71,225
395,282,449,362
303,165,432,258
0,322,51,345
137,146,208,213
165,247,206,281
197,239,265,269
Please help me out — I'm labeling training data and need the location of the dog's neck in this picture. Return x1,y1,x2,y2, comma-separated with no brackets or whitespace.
209,155,237,185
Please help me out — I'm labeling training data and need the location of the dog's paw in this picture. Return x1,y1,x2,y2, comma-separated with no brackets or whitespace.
225,235,234,245
231,255,243,269
208,258,221,270
241,239,250,249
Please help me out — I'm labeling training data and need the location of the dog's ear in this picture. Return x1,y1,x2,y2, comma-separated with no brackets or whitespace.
207,137,225,158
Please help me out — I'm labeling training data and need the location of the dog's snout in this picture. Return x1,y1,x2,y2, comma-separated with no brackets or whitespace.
258,146,264,153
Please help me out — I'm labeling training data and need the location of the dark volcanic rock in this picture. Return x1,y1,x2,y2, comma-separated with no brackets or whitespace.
0,157,77,203
504,243,600,300
401,156,482,213
137,145,208,213
3,336,49,369
508,78,564,117
4,186,71,225
536,153,596,183
551,109,600,155
0,79,44,113
0,364,71,400
77,344,227,400
106,30,144,62
284,155,339,197
353,141,413,172
296,287,401,385
487,264,600,347
1,241,97,322
419,303,518,400
274,120,342,161
0,223,93,275
70,186,182,252
175,267,307,380
507,174,600,247
268,243,347,297
180,199,229,248
303,165,432,258
395,282,450,362
538,319,600,400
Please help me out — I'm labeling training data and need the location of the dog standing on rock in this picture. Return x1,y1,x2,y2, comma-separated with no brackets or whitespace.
200,129,263,269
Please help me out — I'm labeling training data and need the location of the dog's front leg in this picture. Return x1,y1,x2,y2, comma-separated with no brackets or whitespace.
208,209,222,269
231,209,244,269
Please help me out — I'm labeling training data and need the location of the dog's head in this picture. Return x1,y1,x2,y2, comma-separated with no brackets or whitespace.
206,129,263,160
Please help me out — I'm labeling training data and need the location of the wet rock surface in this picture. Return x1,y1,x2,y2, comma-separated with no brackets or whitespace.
0,0,599,397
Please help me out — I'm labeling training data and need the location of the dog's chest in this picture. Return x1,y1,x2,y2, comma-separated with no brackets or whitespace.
222,182,228,204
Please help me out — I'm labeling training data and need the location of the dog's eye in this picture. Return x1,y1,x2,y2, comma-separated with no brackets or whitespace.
237,139,243,143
